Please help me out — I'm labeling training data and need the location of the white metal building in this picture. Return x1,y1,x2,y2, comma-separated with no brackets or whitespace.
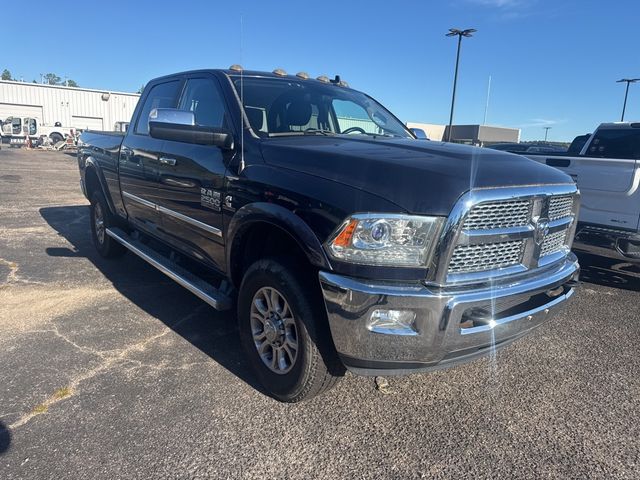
0,80,139,131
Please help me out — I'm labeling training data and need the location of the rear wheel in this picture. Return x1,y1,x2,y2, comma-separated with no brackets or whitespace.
50,132,64,144
90,190,126,258
238,258,342,402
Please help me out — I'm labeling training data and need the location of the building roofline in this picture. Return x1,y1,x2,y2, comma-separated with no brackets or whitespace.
0,79,140,97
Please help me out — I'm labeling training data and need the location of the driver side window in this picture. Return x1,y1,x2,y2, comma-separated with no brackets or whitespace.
178,78,228,129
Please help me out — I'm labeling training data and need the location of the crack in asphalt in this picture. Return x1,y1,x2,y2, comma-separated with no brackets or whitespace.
0,257,46,286
0,257,20,283
8,305,209,430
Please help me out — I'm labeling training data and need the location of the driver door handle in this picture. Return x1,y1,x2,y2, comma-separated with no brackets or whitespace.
159,156,177,166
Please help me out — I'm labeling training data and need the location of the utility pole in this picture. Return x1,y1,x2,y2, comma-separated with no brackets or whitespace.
617,78,640,121
446,28,476,142
543,126,551,142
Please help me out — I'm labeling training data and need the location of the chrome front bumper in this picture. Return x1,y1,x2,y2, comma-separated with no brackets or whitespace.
319,254,580,376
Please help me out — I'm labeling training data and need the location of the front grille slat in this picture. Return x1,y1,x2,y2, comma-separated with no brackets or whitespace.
449,240,524,273
541,229,568,257
463,200,531,230
548,195,574,221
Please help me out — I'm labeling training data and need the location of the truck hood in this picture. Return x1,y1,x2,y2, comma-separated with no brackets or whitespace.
260,136,573,216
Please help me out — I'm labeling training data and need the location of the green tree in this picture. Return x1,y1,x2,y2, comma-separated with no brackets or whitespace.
137,84,145,94
1,69,12,81
44,73,61,85
67,79,79,87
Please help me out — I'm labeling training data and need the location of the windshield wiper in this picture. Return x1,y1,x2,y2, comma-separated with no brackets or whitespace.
351,131,403,139
267,129,336,137
302,128,335,136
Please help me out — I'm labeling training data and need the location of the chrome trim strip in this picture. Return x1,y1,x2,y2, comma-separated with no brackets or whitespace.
156,205,223,237
121,191,223,238
459,288,574,335
122,191,155,209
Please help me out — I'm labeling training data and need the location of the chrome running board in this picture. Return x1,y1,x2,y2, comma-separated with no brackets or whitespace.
106,227,232,310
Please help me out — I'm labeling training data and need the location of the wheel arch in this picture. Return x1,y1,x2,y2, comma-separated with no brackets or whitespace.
226,203,332,288
84,157,117,215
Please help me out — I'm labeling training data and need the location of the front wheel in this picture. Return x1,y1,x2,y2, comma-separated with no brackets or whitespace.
50,133,64,144
238,258,342,402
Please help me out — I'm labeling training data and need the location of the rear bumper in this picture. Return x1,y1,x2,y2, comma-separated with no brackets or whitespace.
573,224,640,262
319,254,580,376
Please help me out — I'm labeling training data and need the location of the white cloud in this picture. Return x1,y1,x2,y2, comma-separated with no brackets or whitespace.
467,0,527,7
518,118,567,128
465,0,538,19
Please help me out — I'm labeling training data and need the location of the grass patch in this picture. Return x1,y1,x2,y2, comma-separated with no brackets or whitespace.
52,387,73,399
31,404,48,414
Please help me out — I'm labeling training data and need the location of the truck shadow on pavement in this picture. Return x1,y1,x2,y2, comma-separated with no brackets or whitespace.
39,205,268,396
575,252,640,291
0,421,10,455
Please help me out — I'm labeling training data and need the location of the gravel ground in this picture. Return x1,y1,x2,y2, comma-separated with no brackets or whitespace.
0,147,639,479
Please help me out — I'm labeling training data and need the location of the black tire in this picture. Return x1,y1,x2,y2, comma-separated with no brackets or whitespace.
50,133,64,144
238,258,343,402
90,190,126,258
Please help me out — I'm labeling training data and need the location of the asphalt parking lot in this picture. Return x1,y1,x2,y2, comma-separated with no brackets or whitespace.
1,147,639,479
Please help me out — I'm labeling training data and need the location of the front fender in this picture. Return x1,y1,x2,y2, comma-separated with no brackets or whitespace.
226,202,332,275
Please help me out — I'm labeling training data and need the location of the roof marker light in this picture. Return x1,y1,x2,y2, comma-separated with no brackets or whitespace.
296,72,309,80
273,68,287,77
229,64,243,72
316,75,330,83
338,80,349,87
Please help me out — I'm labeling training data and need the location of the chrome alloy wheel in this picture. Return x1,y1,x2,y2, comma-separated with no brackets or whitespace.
94,202,105,244
250,287,299,374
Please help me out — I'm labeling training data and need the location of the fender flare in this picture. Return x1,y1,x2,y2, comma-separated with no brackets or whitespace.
226,202,332,276
84,157,117,215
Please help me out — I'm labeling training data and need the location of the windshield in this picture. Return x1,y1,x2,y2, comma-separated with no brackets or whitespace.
232,76,412,139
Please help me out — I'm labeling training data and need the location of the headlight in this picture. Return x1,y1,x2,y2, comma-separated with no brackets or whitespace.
327,214,444,267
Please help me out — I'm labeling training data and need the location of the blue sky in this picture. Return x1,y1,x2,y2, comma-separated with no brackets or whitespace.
3,0,639,141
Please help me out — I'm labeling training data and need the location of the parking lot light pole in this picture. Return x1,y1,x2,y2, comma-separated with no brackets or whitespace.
446,28,476,142
543,126,551,142
617,78,640,122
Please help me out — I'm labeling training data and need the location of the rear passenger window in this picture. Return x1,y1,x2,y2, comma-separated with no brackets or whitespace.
135,80,181,135
178,78,228,128
586,129,640,159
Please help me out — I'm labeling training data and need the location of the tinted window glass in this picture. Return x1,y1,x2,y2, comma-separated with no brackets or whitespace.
567,134,590,154
178,78,227,128
232,77,411,138
135,80,180,135
333,99,382,134
586,129,640,159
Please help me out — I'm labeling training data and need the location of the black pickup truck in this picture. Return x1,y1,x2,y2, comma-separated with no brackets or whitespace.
78,67,581,402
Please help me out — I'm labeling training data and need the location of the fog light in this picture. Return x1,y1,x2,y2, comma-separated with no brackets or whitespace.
367,309,418,335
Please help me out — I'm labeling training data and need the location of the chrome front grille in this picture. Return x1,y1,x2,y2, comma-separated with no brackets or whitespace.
432,186,580,284
548,195,574,221
449,240,524,273
463,200,531,230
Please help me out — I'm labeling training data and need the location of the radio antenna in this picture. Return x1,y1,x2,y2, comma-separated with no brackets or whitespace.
239,14,245,173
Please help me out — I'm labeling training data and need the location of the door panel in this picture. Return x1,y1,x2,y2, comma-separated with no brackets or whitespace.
119,79,182,233
118,134,164,231
155,76,233,271
156,141,228,268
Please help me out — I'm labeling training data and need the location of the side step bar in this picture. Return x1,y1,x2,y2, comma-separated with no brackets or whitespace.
106,227,232,310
